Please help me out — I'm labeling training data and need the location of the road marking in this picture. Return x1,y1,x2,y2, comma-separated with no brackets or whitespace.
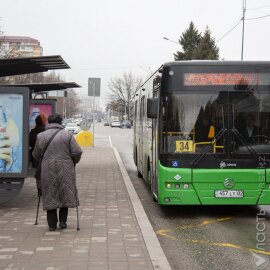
156,229,177,240
156,216,270,257
156,216,233,239
177,216,233,230
186,239,270,256
108,135,113,147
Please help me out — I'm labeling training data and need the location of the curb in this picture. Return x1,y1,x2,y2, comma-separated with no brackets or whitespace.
113,147,172,270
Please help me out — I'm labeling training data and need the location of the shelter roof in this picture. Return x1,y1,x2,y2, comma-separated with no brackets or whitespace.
0,55,70,77
0,82,81,92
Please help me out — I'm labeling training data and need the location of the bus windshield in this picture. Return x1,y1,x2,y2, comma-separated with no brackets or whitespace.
161,89,270,157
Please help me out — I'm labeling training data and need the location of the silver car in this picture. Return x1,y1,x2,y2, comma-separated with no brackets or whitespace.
65,122,80,134
111,120,121,128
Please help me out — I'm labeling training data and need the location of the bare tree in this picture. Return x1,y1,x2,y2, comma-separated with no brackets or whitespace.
0,27,7,58
108,72,142,120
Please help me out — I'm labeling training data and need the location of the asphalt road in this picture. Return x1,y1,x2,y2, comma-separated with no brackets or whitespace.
95,124,270,270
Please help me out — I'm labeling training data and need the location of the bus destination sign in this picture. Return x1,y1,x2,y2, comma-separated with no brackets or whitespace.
184,73,270,86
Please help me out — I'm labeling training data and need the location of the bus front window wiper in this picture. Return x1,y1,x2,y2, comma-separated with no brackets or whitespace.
231,128,267,168
190,128,227,167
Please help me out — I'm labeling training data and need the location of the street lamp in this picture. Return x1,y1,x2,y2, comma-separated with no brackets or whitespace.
163,36,180,45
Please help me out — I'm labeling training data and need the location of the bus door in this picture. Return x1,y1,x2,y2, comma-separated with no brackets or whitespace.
151,89,159,195
139,96,145,173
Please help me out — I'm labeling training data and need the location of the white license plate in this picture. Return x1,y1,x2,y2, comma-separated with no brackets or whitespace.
215,190,244,198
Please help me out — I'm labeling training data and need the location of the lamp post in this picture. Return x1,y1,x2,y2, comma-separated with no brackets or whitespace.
92,82,96,148
241,0,246,60
163,36,180,45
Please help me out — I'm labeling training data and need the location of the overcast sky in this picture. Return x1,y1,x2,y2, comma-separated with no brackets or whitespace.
1,0,270,108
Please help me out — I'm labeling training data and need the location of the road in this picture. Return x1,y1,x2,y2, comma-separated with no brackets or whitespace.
95,124,270,270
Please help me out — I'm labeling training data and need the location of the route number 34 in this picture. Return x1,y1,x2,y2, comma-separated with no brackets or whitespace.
175,140,194,152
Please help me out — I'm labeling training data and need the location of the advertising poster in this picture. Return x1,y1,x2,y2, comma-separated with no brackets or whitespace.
0,93,23,173
29,100,56,130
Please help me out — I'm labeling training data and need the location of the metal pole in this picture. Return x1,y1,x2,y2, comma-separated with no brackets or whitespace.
64,96,66,119
241,0,246,60
93,82,95,148
62,97,65,117
68,96,71,118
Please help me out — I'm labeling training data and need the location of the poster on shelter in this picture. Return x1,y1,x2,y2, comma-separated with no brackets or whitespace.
0,93,23,173
29,100,56,130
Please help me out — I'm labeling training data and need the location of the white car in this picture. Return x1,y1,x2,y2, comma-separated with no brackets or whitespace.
111,120,121,128
65,122,80,134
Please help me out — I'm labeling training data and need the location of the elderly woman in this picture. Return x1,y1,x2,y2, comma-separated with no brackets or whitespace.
33,114,82,231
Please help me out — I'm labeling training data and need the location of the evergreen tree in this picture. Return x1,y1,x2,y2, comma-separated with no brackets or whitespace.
173,21,201,60
173,22,219,61
194,27,219,60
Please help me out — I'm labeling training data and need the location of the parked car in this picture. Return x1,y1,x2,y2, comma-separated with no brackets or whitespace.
62,118,72,127
104,121,110,126
120,120,131,129
111,120,121,128
65,122,80,134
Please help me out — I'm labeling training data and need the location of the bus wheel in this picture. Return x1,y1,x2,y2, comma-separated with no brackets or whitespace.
147,167,151,186
137,169,143,178
134,148,138,166
152,192,158,202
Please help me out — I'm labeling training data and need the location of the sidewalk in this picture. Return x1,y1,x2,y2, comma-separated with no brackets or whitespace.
0,146,170,270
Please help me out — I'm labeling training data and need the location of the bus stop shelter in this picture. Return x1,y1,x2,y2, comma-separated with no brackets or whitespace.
0,55,80,203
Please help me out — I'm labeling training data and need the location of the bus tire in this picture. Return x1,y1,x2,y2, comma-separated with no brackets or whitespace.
136,148,143,178
147,163,151,186
147,166,157,202
134,147,138,166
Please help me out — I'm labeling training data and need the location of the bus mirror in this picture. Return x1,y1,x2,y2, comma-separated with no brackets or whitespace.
147,98,158,119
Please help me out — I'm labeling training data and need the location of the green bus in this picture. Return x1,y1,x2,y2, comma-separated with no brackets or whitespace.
133,61,270,205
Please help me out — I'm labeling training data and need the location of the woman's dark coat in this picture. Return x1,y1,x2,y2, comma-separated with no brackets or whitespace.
33,123,83,210
29,124,45,168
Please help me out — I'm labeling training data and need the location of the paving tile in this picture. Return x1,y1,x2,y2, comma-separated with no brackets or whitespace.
0,147,154,270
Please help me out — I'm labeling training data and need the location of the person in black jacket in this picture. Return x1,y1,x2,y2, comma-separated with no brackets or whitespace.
239,113,260,143
29,115,45,168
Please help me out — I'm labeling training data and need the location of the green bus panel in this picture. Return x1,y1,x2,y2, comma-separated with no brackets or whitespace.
192,169,265,183
260,169,270,204
257,190,270,204
265,169,270,183
158,162,199,204
194,183,263,205
158,163,270,205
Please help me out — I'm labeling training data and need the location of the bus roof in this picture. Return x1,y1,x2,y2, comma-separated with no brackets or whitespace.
163,60,270,67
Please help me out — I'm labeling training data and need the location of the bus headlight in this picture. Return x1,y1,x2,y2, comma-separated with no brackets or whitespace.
166,183,171,189
175,184,180,189
164,198,170,203
183,184,189,189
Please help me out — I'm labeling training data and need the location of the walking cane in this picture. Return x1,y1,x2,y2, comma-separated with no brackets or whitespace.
76,204,80,231
74,163,80,231
75,186,80,231
35,195,41,225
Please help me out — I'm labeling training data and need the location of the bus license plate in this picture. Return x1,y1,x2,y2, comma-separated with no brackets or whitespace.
215,190,244,198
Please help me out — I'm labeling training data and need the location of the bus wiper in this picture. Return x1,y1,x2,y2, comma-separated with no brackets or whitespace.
231,128,267,168
190,128,227,167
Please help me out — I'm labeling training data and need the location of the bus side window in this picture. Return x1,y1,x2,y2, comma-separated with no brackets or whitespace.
140,96,145,127
134,100,137,131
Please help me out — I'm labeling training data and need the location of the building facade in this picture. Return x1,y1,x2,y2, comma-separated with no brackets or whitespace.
0,36,43,57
